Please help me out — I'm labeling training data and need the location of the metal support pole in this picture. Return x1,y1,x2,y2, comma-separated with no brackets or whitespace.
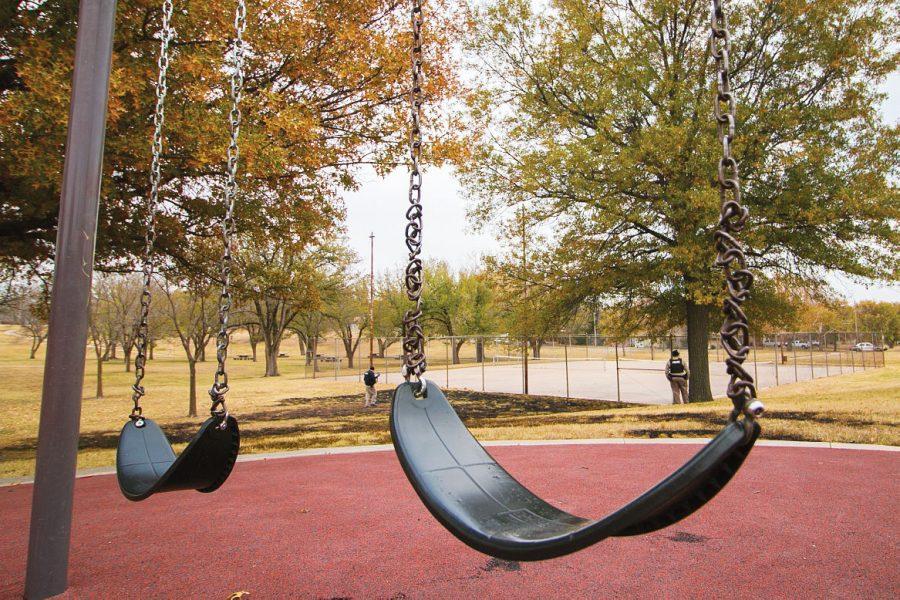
384,353,389,385
446,339,450,387
752,335,758,383
792,339,798,382
808,332,814,379
774,334,779,386
614,342,621,403
25,1,117,597
522,336,529,395
480,337,485,392
837,346,842,375
368,232,375,370
850,348,855,372
334,338,338,380
564,341,570,399
650,339,654,361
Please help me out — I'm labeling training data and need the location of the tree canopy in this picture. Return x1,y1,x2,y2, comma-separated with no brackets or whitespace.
459,0,899,399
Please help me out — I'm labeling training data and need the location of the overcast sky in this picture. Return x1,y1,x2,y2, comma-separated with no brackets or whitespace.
342,71,900,303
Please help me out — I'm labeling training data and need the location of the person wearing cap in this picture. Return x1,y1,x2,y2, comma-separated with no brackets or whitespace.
665,350,689,404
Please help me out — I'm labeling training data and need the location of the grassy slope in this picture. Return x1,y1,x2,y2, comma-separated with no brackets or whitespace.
0,325,896,478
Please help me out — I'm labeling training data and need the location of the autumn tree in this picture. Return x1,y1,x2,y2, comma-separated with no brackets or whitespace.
88,276,119,399
1,0,464,281
462,0,899,401
289,310,328,372
160,274,218,417
236,232,347,377
324,279,370,369
10,283,50,359
372,271,408,358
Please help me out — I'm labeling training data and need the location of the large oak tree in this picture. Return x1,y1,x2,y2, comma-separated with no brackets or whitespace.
461,0,899,400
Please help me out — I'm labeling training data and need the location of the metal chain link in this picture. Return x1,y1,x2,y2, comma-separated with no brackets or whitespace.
209,0,247,419
402,0,427,388
711,0,762,423
130,0,175,423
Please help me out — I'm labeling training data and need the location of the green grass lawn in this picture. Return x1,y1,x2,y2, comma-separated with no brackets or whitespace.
0,324,897,478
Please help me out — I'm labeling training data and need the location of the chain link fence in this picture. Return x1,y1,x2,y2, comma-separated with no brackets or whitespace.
322,331,886,405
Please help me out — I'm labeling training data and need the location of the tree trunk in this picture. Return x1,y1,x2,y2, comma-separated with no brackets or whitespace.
529,338,543,359
475,338,484,362
197,342,206,362
96,353,104,399
29,335,40,359
265,339,281,377
296,334,306,359
250,337,258,362
686,301,713,402
344,343,355,369
149,341,155,360
109,343,117,360
453,339,464,364
124,344,133,372
188,359,197,417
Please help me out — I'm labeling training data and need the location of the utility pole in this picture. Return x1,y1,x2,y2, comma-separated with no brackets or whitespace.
369,232,375,370
521,206,529,395
25,1,117,598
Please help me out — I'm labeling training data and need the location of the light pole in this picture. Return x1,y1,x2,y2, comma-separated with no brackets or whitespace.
521,206,528,395
369,232,375,370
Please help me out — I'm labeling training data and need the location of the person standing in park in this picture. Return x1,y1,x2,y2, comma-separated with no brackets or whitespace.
665,350,689,404
363,366,380,407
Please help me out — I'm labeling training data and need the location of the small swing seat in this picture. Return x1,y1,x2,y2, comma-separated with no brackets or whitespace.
391,380,759,561
116,415,240,502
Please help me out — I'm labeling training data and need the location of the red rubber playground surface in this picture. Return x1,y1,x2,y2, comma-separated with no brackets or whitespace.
1,442,897,599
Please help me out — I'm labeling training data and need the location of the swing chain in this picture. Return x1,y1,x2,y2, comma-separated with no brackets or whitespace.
710,0,762,423
130,0,175,423
402,0,427,389
209,0,247,420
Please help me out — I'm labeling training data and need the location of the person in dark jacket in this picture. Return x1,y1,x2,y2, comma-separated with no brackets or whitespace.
363,367,380,407
665,350,689,404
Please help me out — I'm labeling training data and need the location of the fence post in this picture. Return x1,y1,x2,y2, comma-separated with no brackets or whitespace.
752,335,758,383
774,334,780,386
614,342,621,403
850,348,855,372
792,338,798,382
445,339,450,387
564,341,570,399
481,336,485,392
808,332,814,379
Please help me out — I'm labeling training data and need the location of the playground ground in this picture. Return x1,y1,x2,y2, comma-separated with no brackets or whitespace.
1,441,896,598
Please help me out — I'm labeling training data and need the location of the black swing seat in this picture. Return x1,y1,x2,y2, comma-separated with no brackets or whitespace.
391,380,759,561
116,415,240,502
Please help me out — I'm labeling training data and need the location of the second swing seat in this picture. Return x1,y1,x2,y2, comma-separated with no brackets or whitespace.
116,415,240,502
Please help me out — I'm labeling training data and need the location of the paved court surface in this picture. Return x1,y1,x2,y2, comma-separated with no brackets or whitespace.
351,358,847,404
1,442,896,598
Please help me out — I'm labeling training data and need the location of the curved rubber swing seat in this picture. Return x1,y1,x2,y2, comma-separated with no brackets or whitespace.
116,415,240,502
391,380,759,561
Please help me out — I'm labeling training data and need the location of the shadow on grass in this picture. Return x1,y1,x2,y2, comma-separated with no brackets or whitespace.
1,390,886,454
